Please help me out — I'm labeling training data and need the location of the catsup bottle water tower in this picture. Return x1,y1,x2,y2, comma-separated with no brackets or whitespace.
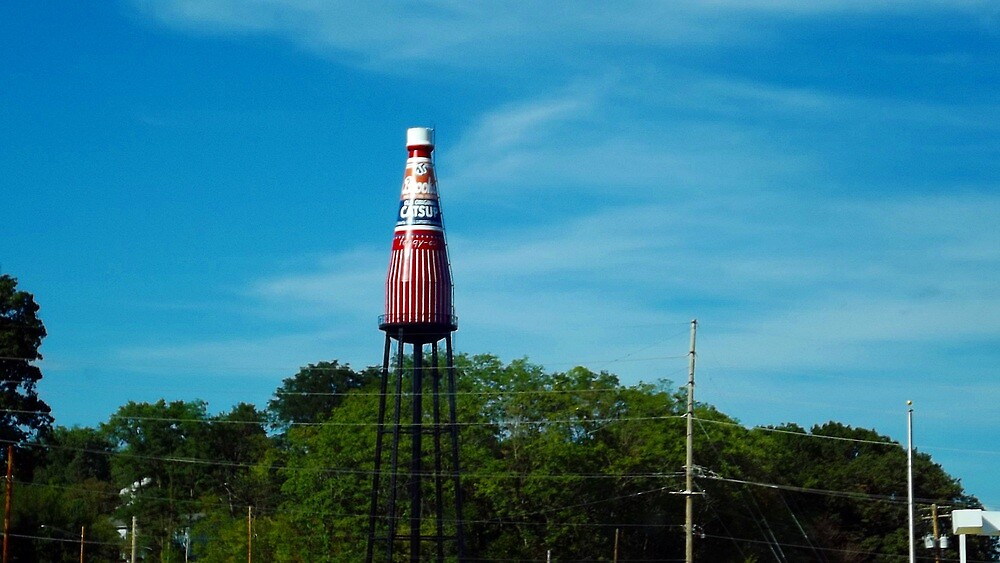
366,127,466,562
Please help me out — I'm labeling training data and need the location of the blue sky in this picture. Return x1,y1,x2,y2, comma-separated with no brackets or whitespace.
3,1,998,508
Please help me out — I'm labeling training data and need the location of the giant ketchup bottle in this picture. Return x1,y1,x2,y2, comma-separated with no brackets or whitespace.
379,127,456,343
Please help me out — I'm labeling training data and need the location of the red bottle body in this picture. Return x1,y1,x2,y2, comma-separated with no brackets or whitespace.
380,128,455,341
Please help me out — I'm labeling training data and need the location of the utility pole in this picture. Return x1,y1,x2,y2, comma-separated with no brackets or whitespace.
247,506,253,563
932,504,941,563
613,527,619,563
685,319,697,563
79,525,85,563
130,516,137,563
3,445,13,563
907,401,915,563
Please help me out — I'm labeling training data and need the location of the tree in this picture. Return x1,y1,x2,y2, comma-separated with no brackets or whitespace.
273,375,383,562
190,403,279,563
461,358,689,561
33,426,114,486
267,360,377,434
206,402,274,515
0,274,53,448
20,350,991,562
730,421,1000,562
273,355,691,562
102,400,216,561
102,400,280,562
16,426,121,562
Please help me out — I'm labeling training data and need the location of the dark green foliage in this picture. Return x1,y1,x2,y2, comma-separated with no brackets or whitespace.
458,358,686,561
0,274,53,448
274,370,384,562
7,348,996,562
13,426,121,562
33,426,114,485
101,399,215,560
100,400,275,561
206,402,274,516
267,360,378,433
266,355,998,562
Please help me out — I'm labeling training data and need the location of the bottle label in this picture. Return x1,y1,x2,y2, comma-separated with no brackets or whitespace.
396,157,443,230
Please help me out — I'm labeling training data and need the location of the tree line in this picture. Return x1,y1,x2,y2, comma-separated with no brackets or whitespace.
2,274,997,562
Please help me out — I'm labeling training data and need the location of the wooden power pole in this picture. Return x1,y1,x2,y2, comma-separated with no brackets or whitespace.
685,319,697,563
3,445,13,563
932,504,942,563
247,505,253,563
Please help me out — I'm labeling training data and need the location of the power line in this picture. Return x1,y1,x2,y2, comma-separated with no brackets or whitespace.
11,403,1000,466
695,417,902,447
698,473,969,507
6,437,690,481
6,429,975,510
14,478,691,533
693,418,788,562
11,402,1000,459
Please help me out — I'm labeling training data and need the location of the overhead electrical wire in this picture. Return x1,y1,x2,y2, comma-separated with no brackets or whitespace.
2,376,990,554
2,437,689,481
3,423,971,510
10,436,968,523
694,417,902,447
9,532,124,548
693,418,788,563
13,477,689,533
5,431,980,558
5,401,997,460
6,339,991,553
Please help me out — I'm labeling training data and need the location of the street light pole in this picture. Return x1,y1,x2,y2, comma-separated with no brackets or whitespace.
131,516,137,563
907,401,915,563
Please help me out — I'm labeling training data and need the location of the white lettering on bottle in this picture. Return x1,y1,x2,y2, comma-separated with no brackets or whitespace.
402,175,437,195
398,200,440,221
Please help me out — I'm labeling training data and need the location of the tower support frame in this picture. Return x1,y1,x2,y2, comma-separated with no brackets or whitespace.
366,330,466,562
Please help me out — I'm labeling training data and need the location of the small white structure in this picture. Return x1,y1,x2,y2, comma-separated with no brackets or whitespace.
951,509,1000,562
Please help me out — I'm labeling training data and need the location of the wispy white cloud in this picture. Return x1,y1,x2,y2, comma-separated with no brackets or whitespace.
17,0,982,507
248,249,385,319
104,51,997,390
443,81,823,200
439,71,999,224
456,95,594,156
129,1,991,69
227,185,997,382
114,329,377,377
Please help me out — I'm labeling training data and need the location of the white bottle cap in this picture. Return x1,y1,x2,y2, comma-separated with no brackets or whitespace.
406,127,434,148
